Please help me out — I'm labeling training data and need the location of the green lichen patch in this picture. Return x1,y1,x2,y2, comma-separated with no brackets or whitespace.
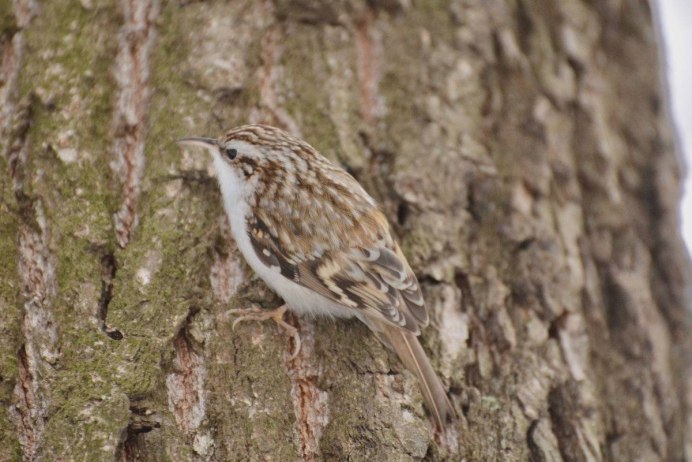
0,179,21,462
0,0,17,40
39,390,130,462
0,154,21,367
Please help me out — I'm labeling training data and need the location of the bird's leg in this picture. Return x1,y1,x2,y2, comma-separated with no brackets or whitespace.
228,304,301,359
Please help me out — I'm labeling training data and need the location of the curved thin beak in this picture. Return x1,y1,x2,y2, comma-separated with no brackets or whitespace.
176,137,218,150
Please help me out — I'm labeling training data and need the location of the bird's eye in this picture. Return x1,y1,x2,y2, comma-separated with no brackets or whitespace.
225,148,237,160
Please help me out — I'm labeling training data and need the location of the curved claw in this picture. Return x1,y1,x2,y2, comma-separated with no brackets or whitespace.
287,327,302,360
228,305,269,331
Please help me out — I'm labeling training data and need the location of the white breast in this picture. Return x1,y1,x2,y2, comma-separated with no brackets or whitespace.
213,155,354,320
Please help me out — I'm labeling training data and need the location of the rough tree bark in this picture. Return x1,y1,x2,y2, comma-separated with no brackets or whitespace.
0,0,690,461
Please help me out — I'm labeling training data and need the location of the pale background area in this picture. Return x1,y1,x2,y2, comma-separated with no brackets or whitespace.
656,0,692,254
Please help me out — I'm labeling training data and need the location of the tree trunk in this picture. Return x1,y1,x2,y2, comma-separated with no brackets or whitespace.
1,0,690,460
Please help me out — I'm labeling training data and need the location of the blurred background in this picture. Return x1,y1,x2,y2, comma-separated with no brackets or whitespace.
657,0,692,253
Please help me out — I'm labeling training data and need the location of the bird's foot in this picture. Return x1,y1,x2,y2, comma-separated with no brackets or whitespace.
228,304,301,359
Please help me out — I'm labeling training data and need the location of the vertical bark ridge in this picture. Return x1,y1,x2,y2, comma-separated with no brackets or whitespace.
5,78,58,462
1,4,56,458
13,202,59,462
251,4,301,136
166,311,215,460
112,0,160,248
354,6,385,125
284,319,329,462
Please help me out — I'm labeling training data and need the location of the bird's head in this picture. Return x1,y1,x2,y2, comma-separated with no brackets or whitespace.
177,124,309,203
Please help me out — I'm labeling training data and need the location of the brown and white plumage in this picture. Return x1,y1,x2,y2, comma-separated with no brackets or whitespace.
179,124,454,428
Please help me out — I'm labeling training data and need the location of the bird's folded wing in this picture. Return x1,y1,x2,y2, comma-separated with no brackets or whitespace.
248,217,429,334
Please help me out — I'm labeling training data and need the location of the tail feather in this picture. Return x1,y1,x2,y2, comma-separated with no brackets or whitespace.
377,322,455,429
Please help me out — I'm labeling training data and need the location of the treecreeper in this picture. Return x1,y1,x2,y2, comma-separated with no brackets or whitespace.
178,124,455,429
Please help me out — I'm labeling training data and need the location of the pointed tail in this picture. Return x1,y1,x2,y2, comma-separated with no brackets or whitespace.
378,322,455,429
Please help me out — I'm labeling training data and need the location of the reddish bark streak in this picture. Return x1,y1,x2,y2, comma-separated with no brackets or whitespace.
252,20,301,136
355,8,384,124
14,347,35,460
284,319,329,462
165,315,215,459
2,4,57,459
112,0,159,247
166,331,207,437
13,202,59,462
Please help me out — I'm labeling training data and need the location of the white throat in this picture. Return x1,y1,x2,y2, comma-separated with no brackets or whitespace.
212,152,253,250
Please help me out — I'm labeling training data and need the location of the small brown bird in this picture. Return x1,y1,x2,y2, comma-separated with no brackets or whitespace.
178,124,454,428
